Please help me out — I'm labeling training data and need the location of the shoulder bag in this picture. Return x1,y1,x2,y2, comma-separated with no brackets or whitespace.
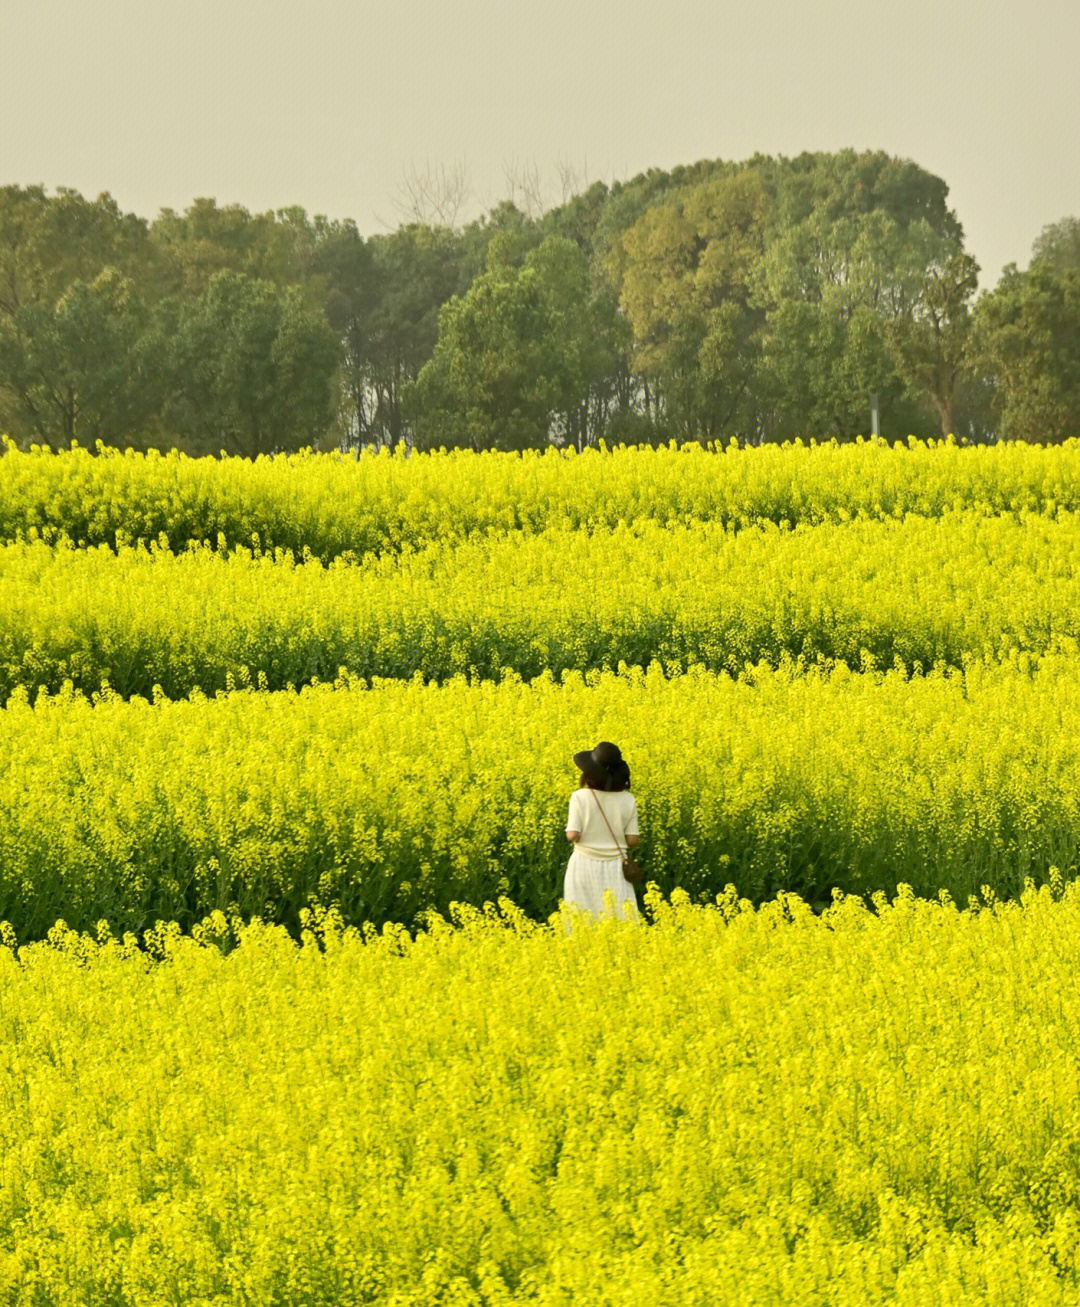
590,789,644,884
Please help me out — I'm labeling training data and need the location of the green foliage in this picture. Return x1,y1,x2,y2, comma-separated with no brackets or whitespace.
1031,216,1080,278
604,150,976,443
0,266,160,447
1,168,1075,452
753,157,967,442
974,262,1080,444
885,251,980,438
0,188,342,455
0,186,159,447
408,236,613,450
611,170,769,439
0,184,155,314
149,196,323,299
161,271,340,456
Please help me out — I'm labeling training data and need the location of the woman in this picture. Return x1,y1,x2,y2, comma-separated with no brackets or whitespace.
564,740,641,920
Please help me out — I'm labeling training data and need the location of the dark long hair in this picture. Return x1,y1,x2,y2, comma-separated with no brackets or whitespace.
579,771,630,794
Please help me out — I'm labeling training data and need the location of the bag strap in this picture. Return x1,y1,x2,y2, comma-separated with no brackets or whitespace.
590,788,627,860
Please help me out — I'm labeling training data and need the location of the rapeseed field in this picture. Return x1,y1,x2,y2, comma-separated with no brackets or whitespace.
4,435,1080,557
3,886,1080,1305
3,439,1080,1304
2,658,1080,937
4,510,1080,698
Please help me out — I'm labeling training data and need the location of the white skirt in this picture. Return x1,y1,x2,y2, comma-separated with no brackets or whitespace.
563,849,640,921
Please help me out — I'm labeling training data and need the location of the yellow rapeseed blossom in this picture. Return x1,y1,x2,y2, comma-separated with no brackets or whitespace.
0,885,1078,1304
1,436,1080,559
1,659,1080,936
3,510,1080,698
4,439,1080,1303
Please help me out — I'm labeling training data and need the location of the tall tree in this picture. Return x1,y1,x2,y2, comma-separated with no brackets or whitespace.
1031,217,1080,278
161,271,339,456
408,236,608,451
885,252,980,438
0,266,158,448
973,261,1080,444
610,169,769,438
754,152,966,442
331,224,465,449
598,151,971,443
0,187,158,446
313,220,380,449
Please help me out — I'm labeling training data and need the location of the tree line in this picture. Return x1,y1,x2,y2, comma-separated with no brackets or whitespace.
1,151,1078,455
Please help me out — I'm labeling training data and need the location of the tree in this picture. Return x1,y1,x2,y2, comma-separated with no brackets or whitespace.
313,220,380,449
610,169,769,438
1031,217,1080,278
311,221,470,450
0,185,154,315
369,225,465,448
885,252,979,438
148,198,321,301
524,236,619,448
161,271,339,456
0,266,159,448
0,186,160,446
973,262,1080,444
599,151,970,443
754,152,966,442
408,236,608,451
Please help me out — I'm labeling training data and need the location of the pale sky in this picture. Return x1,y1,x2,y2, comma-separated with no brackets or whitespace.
2,0,1077,288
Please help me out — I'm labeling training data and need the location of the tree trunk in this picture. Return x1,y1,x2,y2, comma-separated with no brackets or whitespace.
937,391,955,439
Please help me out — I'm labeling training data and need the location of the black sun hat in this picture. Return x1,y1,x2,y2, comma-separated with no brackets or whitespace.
573,740,630,791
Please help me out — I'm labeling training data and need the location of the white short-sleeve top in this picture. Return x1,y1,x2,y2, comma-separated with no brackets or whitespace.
567,788,639,860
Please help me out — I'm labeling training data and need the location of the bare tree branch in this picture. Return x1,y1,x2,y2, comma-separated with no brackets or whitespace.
555,156,589,206
392,160,471,229
502,158,548,220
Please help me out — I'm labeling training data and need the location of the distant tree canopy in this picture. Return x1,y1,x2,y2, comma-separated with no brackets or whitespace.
973,261,1080,445
407,236,617,451
0,186,338,454
0,156,1077,454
